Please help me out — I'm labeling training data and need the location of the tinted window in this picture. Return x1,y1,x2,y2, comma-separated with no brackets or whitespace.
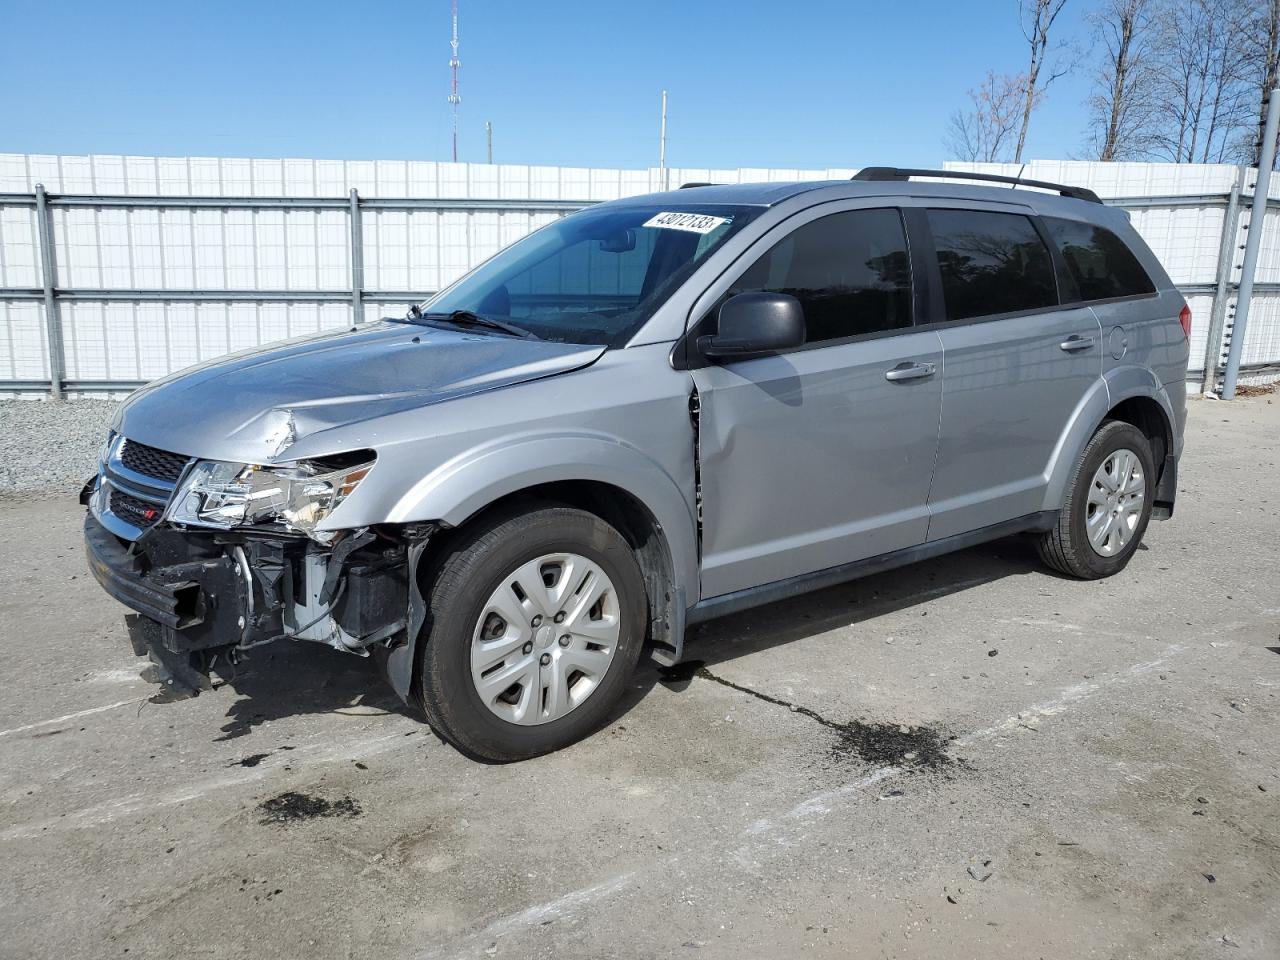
1044,217,1156,301
927,209,1058,321
730,208,912,343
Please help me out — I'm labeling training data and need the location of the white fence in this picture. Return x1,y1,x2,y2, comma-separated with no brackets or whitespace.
1,153,1277,396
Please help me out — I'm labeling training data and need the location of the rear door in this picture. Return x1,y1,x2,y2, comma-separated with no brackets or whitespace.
689,204,944,599
1040,214,1185,386
913,204,1104,540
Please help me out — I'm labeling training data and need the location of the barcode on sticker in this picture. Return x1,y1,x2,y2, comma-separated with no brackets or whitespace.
642,211,730,234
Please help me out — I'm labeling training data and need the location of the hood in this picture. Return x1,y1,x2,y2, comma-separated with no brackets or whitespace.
112,321,605,463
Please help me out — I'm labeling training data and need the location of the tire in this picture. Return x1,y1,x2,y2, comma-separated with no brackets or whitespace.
1036,420,1156,580
414,503,647,762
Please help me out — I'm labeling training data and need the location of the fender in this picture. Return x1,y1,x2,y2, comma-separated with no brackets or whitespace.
378,432,698,699
1103,364,1179,457
1040,366,1177,513
386,431,697,587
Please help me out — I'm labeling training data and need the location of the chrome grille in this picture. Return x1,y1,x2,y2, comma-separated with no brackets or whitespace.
90,435,194,541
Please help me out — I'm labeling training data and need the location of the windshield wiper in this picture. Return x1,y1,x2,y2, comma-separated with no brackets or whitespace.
415,309,537,339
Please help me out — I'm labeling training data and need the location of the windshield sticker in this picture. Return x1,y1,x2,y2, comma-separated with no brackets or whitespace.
642,211,731,235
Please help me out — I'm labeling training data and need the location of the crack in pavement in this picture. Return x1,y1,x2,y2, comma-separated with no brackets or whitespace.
660,661,957,771
423,643,1185,960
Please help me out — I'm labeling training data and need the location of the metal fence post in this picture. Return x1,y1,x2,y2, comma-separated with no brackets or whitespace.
1201,167,1246,394
349,188,364,324
34,184,65,399
1222,88,1280,400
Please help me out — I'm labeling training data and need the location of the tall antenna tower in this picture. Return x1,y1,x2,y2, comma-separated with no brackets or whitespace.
448,0,461,162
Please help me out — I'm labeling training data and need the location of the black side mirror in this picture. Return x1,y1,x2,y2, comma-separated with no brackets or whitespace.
699,292,806,359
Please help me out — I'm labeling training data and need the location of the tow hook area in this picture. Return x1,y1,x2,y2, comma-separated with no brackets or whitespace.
125,614,224,700
85,511,427,701
86,516,264,699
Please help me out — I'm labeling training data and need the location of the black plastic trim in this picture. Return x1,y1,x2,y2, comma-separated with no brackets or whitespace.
903,207,943,324
687,511,1059,625
1152,454,1177,520
1030,214,1072,305
84,514,187,627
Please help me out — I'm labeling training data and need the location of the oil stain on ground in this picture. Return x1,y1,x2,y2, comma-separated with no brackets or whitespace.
659,660,957,772
258,791,362,824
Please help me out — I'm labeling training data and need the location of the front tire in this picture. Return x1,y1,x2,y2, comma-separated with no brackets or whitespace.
415,503,647,762
1036,420,1156,580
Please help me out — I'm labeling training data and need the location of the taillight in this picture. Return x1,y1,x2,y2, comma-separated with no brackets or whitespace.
1178,304,1191,339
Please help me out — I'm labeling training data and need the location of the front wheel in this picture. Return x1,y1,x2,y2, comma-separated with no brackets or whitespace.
1036,420,1156,580
415,504,647,762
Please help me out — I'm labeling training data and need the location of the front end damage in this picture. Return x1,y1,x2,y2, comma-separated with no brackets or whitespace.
82,435,429,699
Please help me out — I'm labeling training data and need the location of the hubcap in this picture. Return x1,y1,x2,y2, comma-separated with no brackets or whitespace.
470,552,621,725
1086,447,1146,557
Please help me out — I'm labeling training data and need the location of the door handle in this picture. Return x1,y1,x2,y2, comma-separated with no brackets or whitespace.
1059,335,1095,352
884,361,936,382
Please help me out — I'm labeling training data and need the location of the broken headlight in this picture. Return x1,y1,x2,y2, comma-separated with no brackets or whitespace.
168,453,374,541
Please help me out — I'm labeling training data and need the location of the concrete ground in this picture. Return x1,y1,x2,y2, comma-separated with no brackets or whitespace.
1,395,1277,960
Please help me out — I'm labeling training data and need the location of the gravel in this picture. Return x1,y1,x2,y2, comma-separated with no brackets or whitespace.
0,399,117,496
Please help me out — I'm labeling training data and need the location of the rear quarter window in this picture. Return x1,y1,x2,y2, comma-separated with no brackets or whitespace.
1043,217,1156,302
926,209,1058,321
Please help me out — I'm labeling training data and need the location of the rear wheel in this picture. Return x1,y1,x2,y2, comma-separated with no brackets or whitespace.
415,504,647,762
1036,420,1155,580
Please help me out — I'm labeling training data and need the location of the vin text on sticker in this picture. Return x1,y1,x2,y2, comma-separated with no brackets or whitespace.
642,211,730,235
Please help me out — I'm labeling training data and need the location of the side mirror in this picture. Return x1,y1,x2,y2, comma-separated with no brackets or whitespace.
698,292,806,359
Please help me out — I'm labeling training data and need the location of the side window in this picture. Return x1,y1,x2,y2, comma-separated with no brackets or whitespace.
730,208,912,343
1043,217,1156,302
926,209,1058,321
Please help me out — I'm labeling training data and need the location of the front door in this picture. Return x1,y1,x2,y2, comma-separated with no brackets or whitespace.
690,206,944,599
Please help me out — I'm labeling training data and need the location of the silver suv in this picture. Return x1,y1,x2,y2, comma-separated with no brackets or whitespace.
83,167,1189,761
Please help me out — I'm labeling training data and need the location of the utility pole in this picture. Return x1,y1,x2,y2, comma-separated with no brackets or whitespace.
448,0,461,162
1222,88,1280,400
486,121,493,164
659,90,668,190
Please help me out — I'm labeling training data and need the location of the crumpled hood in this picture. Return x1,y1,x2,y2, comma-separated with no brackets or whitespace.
111,321,605,463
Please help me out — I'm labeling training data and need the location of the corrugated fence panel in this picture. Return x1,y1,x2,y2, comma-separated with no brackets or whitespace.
3,154,1279,392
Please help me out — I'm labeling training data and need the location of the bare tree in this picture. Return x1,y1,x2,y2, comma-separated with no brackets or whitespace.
1150,0,1253,163
1243,0,1280,166
1015,0,1071,162
1086,0,1159,160
945,72,1028,162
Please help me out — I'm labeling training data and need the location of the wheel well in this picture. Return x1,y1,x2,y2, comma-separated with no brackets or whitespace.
440,480,678,661
1105,396,1172,503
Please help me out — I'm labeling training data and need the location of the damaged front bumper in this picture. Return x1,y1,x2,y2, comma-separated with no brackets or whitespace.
83,511,418,699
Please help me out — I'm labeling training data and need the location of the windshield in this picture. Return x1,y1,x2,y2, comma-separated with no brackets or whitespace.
418,203,763,346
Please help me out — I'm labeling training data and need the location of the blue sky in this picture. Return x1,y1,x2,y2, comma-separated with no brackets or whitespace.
0,0,1100,169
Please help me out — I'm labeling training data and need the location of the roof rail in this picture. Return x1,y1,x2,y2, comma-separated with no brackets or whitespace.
679,181,715,189
851,166,1102,204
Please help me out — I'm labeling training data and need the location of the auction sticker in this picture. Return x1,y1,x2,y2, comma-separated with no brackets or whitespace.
642,211,730,234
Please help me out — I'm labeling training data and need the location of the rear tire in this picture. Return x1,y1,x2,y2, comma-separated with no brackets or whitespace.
414,503,647,762
1036,420,1155,580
